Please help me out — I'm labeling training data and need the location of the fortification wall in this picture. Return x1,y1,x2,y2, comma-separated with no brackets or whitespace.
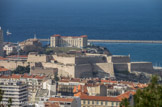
0,61,29,70
107,56,130,63
30,67,58,77
75,64,93,78
27,54,51,63
131,62,154,73
75,56,106,64
114,63,129,72
42,61,114,78
93,63,114,77
52,55,75,65
42,62,75,77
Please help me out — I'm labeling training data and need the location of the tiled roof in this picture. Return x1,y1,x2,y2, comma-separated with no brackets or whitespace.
0,74,46,80
80,95,121,102
0,57,8,60
44,102,60,107
11,74,22,79
7,55,28,58
51,34,87,38
51,34,61,37
117,91,136,101
48,97,74,102
0,67,9,72
34,75,46,80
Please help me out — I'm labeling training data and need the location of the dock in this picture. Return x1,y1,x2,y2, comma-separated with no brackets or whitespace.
39,39,162,44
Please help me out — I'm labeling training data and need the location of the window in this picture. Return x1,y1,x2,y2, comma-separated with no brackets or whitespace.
97,101,99,105
83,100,85,104
88,100,90,104
101,101,103,105
105,101,108,105
112,102,114,106
92,101,94,104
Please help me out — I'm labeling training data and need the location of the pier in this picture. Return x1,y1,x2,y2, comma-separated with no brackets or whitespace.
39,39,162,44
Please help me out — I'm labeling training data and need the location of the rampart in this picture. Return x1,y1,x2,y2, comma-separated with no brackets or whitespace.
0,60,29,70
131,62,154,73
27,53,52,63
107,55,130,63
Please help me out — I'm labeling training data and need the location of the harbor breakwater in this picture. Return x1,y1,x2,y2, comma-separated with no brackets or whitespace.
88,40,162,44
39,39,162,44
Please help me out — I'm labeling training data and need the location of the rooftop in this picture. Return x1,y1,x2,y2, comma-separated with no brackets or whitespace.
51,34,87,38
48,97,74,102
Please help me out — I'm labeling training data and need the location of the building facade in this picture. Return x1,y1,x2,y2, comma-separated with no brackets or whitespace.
0,80,28,107
0,27,3,56
80,95,120,107
50,34,87,48
3,43,18,55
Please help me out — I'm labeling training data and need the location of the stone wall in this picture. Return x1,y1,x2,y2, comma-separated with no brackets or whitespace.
113,63,129,72
42,62,75,78
42,61,114,78
30,67,58,78
27,53,52,63
53,55,75,65
107,55,130,63
75,64,93,78
75,56,107,64
93,63,114,77
131,62,154,73
0,61,29,70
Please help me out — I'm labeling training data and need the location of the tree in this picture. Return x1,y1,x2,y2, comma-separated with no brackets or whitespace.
54,73,59,81
7,98,12,107
13,65,30,74
120,98,130,107
121,75,162,107
0,89,12,107
134,75,162,107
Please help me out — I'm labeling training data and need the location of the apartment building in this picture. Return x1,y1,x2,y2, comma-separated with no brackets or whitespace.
0,67,11,76
50,34,87,48
80,95,120,107
3,43,18,55
0,80,28,107
57,79,85,96
36,96,81,107
0,27,3,56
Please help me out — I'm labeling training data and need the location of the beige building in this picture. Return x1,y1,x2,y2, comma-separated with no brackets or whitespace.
3,43,18,55
80,95,120,107
50,34,87,48
0,27,3,56
86,84,107,96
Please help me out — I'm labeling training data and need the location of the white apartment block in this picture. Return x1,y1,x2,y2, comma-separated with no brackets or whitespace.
0,27,3,56
0,80,28,107
50,34,87,48
3,43,18,55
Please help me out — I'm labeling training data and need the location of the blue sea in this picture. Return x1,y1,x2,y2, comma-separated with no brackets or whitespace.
0,0,162,65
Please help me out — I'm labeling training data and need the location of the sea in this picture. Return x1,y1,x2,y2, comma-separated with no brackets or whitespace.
0,0,162,66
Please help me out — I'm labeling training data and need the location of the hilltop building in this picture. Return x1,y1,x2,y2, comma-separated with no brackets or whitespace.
50,34,87,48
0,27,3,56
